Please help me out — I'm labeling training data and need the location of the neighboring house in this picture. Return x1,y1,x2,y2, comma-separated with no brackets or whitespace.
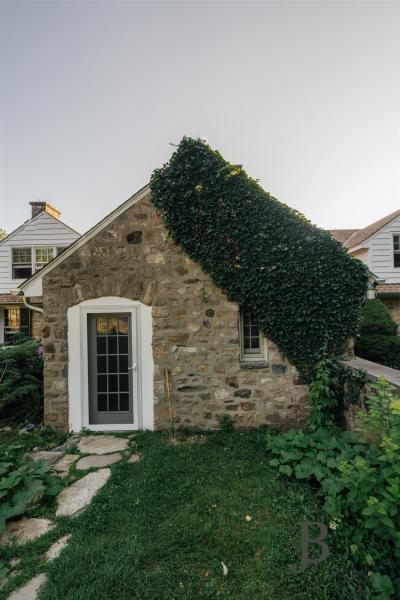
0,202,80,343
20,184,310,433
330,209,400,323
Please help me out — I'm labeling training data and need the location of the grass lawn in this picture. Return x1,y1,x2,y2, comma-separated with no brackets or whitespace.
1,429,366,599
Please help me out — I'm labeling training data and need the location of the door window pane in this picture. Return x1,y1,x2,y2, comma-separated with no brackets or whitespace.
97,374,107,393
98,394,108,412
119,355,128,372
118,317,129,335
108,355,118,373
109,394,118,412
119,394,129,411
97,337,107,354
109,374,118,392
118,336,128,354
107,318,118,335
119,374,129,392
97,355,107,373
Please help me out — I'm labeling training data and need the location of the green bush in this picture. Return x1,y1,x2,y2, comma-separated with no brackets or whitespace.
355,299,400,369
151,138,368,379
0,339,44,423
266,376,400,598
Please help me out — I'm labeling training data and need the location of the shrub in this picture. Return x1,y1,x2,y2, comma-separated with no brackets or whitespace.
355,299,400,369
266,377,400,598
150,138,368,379
0,339,44,423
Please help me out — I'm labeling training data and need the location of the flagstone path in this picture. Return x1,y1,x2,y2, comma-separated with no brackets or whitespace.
3,434,140,600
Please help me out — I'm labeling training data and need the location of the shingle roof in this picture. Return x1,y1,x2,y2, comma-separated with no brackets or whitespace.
329,229,359,244
344,209,400,249
0,294,22,304
376,284,400,295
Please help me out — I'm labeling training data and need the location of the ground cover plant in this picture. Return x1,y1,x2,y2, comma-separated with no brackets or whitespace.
150,137,368,379
0,430,366,600
266,369,400,599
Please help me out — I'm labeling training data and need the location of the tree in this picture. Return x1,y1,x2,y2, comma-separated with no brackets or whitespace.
0,229,6,240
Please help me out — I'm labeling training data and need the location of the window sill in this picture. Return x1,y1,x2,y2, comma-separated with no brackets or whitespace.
239,360,269,370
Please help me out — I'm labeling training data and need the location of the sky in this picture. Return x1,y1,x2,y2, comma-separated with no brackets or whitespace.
0,0,399,236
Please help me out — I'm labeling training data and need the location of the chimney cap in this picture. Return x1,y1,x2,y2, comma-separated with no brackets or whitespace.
29,201,61,220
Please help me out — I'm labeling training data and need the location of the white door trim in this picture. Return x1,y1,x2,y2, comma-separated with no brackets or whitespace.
67,297,154,432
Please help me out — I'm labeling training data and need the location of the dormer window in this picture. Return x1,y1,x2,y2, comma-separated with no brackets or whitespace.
394,235,400,268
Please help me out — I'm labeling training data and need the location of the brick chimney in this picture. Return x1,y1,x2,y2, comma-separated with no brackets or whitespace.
30,201,61,220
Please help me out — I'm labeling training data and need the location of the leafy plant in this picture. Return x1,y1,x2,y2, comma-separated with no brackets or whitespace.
0,458,63,532
355,299,400,369
356,376,400,444
0,338,44,423
266,378,400,598
150,137,368,380
307,358,338,430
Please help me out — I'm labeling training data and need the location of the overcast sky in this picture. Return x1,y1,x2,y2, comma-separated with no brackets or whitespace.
0,0,399,235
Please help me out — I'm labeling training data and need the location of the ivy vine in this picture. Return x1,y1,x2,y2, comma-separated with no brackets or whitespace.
150,138,369,379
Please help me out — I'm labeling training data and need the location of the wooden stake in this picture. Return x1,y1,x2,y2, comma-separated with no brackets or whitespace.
163,368,175,439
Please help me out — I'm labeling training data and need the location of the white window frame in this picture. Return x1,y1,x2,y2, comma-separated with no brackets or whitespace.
393,235,400,268
11,246,65,280
239,309,267,362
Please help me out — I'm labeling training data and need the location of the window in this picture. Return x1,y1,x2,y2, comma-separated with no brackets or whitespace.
12,248,32,279
11,246,57,279
34,247,54,270
56,247,66,256
4,308,31,343
394,235,400,268
239,310,266,361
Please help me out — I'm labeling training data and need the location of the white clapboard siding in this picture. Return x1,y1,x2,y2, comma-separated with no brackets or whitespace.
360,215,400,283
0,212,79,294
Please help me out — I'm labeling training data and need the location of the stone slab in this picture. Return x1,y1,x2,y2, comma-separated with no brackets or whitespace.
127,453,143,464
1,518,52,547
78,435,128,455
28,451,63,465
8,573,47,600
56,468,111,517
53,454,78,473
76,453,121,470
45,534,71,561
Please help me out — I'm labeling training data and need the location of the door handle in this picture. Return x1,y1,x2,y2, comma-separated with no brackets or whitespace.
128,363,137,371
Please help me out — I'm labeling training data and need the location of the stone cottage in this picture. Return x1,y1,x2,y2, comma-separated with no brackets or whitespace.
20,184,310,433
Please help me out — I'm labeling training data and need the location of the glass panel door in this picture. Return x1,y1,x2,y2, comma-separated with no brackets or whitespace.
87,313,134,425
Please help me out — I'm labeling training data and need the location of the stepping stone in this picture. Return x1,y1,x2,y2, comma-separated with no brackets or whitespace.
78,435,128,455
128,453,143,464
8,573,47,600
45,534,71,561
28,450,63,465
56,468,111,517
1,518,52,547
53,454,78,474
76,453,121,470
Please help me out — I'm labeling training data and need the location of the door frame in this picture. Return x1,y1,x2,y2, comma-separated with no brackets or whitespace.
67,297,154,432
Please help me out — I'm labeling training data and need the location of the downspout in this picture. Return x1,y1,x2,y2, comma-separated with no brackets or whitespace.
11,291,44,314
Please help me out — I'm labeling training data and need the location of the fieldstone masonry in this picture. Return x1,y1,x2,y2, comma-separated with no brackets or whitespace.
42,191,309,431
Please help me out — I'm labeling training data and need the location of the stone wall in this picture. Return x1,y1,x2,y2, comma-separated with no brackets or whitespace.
31,309,43,339
42,191,309,432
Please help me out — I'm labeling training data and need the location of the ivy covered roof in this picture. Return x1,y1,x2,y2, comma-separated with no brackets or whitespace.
150,138,368,379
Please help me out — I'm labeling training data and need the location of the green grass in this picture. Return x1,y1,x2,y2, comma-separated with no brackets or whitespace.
4,430,364,600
